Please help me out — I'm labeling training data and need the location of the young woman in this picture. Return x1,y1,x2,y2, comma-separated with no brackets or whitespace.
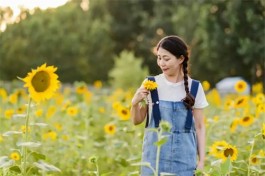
130,35,208,175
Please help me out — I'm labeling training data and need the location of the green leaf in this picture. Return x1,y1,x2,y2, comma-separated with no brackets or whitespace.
2,131,23,136
9,166,21,173
194,169,203,175
154,136,168,146
249,166,265,174
211,159,223,166
0,156,13,168
33,160,61,172
31,152,46,160
131,162,151,167
220,158,231,175
127,171,139,176
30,122,48,127
16,142,41,148
100,172,113,176
116,157,129,167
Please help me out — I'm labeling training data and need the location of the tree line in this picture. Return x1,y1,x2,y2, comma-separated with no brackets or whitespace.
0,0,264,87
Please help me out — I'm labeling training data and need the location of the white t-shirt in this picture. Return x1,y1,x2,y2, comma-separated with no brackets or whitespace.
146,74,209,109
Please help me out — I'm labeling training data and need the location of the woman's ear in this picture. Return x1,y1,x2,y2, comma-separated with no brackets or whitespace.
179,55,185,64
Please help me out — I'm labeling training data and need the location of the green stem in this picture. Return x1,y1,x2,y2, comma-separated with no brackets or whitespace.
247,133,261,176
155,129,162,176
22,98,32,176
96,163,99,176
228,159,231,176
155,146,161,176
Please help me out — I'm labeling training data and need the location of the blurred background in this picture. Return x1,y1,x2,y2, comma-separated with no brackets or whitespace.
0,0,264,90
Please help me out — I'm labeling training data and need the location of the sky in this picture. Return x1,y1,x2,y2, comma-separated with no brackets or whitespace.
0,0,68,31
0,0,68,9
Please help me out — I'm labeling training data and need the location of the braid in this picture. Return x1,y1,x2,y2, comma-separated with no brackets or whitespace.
183,60,189,94
182,57,195,110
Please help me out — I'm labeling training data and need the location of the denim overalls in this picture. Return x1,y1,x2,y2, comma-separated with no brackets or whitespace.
141,77,199,176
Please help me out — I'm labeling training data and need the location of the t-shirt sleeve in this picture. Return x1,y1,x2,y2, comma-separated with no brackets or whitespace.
194,82,209,109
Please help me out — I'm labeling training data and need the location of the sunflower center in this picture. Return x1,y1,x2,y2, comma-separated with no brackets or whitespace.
243,116,250,122
236,99,244,105
31,71,50,92
252,157,257,163
109,126,113,131
224,148,234,157
122,109,128,115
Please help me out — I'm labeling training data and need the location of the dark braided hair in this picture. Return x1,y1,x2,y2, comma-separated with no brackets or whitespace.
156,35,195,109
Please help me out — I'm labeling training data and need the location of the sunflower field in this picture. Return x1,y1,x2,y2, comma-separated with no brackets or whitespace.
0,64,264,176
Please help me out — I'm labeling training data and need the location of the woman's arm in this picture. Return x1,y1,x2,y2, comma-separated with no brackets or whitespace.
193,108,206,170
130,86,149,125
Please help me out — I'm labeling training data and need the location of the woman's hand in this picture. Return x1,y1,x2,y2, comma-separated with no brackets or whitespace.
131,86,149,106
196,160,204,170
130,86,149,125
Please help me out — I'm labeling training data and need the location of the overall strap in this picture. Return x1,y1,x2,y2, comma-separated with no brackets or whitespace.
145,76,161,128
185,79,200,130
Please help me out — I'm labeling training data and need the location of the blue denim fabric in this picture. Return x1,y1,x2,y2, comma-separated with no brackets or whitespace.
141,101,197,176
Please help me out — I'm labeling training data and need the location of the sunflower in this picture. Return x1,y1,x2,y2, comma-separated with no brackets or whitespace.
252,82,263,94
8,93,18,104
4,109,14,119
21,125,30,133
93,80,103,89
66,106,79,117
35,109,43,117
209,141,229,158
98,107,105,114
202,80,210,91
43,130,57,141
224,99,234,110
253,93,265,105
112,101,122,111
16,105,26,114
10,152,20,161
234,80,247,93
249,154,260,165
75,85,87,95
256,104,265,117
258,150,265,157
234,96,249,108
54,123,63,131
62,135,69,141
117,106,130,120
104,123,116,135
0,88,7,101
84,91,93,104
0,134,3,143
206,89,221,106
239,115,254,127
142,80,158,91
46,106,56,118
22,63,60,102
221,144,238,162
230,118,240,133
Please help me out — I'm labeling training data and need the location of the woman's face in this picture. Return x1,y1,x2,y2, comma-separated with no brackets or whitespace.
157,47,183,76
